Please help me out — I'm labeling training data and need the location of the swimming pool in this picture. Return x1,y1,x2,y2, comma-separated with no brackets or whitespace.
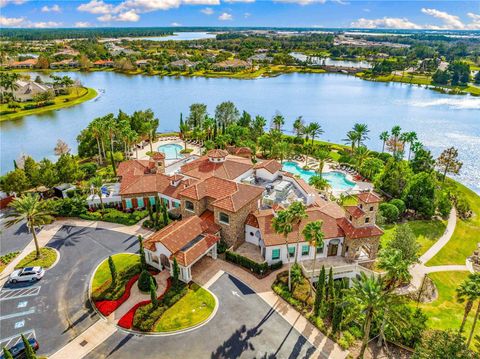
282,161,356,191
157,143,184,160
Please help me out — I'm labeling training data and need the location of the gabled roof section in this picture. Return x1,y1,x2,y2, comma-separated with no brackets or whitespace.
254,159,282,174
357,191,382,204
344,205,365,219
337,218,383,239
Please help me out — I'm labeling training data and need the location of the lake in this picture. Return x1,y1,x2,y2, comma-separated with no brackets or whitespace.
1,71,479,193
128,32,217,41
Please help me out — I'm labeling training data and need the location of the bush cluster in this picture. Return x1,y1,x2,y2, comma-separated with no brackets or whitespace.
225,250,268,275
92,263,142,301
138,270,156,292
50,196,87,217
80,208,148,225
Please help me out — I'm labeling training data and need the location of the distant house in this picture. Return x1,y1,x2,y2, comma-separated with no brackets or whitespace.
212,59,250,72
50,59,79,69
7,58,38,69
93,59,114,68
53,49,80,57
167,59,199,70
1,80,53,102
135,59,150,68
248,53,273,63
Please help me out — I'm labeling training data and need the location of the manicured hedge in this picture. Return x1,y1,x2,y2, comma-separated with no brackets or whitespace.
225,250,268,275
80,208,148,225
269,261,283,271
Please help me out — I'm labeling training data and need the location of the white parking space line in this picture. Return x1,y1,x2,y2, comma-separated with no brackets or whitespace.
0,329,36,349
0,308,35,321
0,286,40,301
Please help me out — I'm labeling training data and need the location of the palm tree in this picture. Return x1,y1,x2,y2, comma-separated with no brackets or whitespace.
90,176,105,215
179,121,190,151
272,141,291,164
345,273,390,358
90,119,104,164
314,149,331,176
306,122,323,145
203,118,215,141
272,210,294,291
379,131,389,153
293,116,304,138
352,123,370,147
302,220,324,294
377,248,411,290
287,201,307,264
309,175,330,192
354,146,371,167
457,272,480,334
6,194,53,259
272,113,285,131
343,131,360,151
401,131,418,160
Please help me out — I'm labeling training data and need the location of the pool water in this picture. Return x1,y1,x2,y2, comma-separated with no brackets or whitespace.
282,161,356,191
157,143,184,160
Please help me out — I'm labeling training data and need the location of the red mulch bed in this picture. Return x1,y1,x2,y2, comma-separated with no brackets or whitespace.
117,278,172,330
94,273,141,316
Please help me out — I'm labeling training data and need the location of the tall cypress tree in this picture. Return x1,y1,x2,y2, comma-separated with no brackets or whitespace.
314,266,325,317
21,335,36,359
326,267,335,318
332,280,344,333
162,200,169,227
108,256,117,286
172,257,179,288
138,235,146,270
146,200,154,222
2,347,13,359
149,276,159,308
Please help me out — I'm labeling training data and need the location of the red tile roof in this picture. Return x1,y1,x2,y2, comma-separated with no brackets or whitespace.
245,213,259,227
252,207,345,246
254,159,282,174
179,176,264,212
180,155,253,181
357,191,382,204
172,233,219,267
344,205,365,219
207,149,228,158
149,152,165,160
337,218,383,239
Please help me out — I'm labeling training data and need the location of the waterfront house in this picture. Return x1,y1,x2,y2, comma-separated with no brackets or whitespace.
212,59,251,72
7,58,38,69
93,59,114,68
1,80,53,102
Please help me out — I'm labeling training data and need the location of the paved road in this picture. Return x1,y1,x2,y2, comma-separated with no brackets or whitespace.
0,226,138,356
90,273,316,359
0,211,36,256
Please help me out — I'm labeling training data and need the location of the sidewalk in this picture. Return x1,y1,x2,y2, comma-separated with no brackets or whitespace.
193,257,349,359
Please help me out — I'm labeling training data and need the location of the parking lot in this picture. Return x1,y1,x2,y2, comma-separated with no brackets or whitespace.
0,225,138,356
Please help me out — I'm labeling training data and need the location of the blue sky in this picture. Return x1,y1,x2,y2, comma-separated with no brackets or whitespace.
1,0,479,30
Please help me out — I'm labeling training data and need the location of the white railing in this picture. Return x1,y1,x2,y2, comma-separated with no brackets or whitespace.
301,261,384,280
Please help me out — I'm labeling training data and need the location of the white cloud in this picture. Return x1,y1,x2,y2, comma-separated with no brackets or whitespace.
244,12,251,18
118,0,219,13
274,0,326,5
41,4,61,12
77,0,114,14
116,9,140,21
218,12,232,20
0,0,27,8
171,21,181,26
223,0,255,3
75,21,92,27
28,21,62,28
421,8,464,29
201,7,214,15
351,17,421,29
0,15,25,26
331,0,348,5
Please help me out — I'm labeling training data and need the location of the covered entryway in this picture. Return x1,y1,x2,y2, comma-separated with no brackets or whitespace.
327,239,340,256
160,254,170,269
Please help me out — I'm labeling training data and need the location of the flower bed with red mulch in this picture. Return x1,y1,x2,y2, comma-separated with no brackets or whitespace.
95,273,141,317
118,278,173,329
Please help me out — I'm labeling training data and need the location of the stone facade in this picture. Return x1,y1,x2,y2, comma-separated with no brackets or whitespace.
342,236,380,261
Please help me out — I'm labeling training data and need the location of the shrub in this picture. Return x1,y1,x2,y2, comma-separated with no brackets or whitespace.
180,148,193,154
79,162,98,177
379,203,399,223
80,208,148,225
217,239,228,254
337,331,355,350
225,250,268,275
269,261,283,271
389,198,406,215
435,191,452,217
50,196,87,217
138,270,155,292
347,325,363,339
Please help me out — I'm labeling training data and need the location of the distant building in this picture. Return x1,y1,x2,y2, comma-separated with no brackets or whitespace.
1,80,53,102
93,59,114,68
212,59,251,71
7,58,38,69
248,53,273,63
167,59,199,70
50,59,79,69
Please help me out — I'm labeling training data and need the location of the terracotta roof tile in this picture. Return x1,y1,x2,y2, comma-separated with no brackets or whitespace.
207,149,228,158
357,191,382,204
337,218,383,239
172,234,219,267
254,159,282,174
344,205,365,219
180,155,253,181
149,152,165,160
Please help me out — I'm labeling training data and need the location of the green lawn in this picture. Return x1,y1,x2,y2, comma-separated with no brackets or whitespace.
15,247,57,269
91,253,140,293
155,284,216,332
0,87,97,121
0,251,20,273
426,181,480,266
417,271,478,347
381,219,447,255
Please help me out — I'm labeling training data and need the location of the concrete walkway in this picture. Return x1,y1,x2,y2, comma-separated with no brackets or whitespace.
193,257,349,359
407,207,471,292
109,270,170,323
0,218,152,286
